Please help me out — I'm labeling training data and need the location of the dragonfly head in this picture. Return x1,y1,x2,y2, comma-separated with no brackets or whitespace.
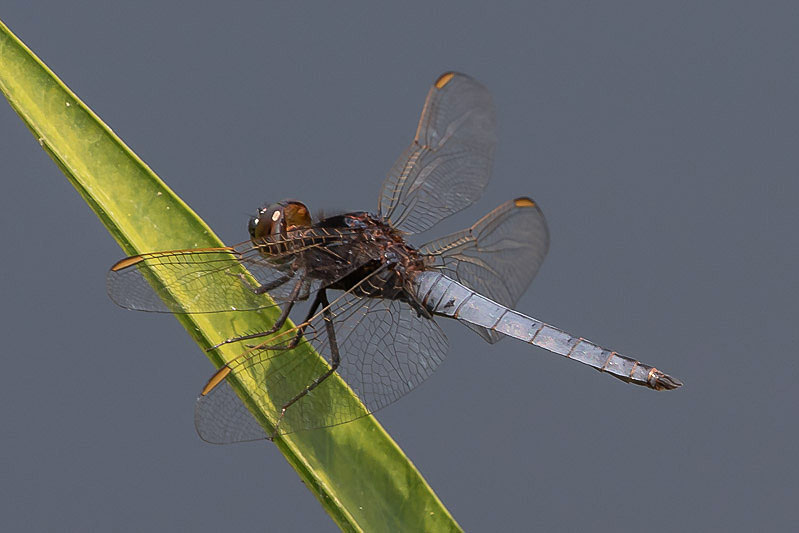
249,200,312,242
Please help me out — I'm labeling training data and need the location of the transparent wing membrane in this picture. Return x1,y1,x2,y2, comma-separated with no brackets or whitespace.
195,276,448,440
107,229,364,314
378,72,497,233
194,380,270,444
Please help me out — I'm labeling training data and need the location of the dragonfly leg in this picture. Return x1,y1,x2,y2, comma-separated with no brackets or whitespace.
245,288,324,350
270,290,340,439
234,272,292,295
209,276,304,350
199,289,327,404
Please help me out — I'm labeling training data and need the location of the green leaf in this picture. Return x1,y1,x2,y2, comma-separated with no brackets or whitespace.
0,19,462,533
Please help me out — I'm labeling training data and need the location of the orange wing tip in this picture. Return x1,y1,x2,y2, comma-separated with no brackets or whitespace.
110,246,238,271
201,366,232,395
110,255,145,271
513,197,536,207
434,72,456,89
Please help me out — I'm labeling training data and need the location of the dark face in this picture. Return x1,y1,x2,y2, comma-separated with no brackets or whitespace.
248,200,312,242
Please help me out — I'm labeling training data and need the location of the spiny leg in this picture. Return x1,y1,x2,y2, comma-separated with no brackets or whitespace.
246,288,325,351
235,272,292,295
199,289,326,397
270,289,340,439
209,275,305,350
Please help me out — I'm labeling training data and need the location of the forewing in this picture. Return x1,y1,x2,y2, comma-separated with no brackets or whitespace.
107,230,366,314
419,197,549,343
195,284,449,441
378,72,497,234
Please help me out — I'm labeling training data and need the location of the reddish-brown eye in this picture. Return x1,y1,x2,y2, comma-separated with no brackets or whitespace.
249,200,311,243
283,201,312,230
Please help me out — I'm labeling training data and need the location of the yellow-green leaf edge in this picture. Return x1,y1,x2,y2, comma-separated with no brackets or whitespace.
0,19,461,533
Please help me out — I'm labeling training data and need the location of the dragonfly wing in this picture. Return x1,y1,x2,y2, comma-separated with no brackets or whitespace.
419,197,549,343
107,230,369,314
307,296,448,432
195,275,449,439
107,245,284,313
378,72,497,234
194,379,270,443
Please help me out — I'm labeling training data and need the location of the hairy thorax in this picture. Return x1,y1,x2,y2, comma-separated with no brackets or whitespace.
293,212,430,301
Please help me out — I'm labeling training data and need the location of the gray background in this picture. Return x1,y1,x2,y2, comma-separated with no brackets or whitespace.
2,2,797,531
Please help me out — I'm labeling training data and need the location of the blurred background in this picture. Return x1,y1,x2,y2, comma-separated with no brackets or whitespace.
2,2,797,531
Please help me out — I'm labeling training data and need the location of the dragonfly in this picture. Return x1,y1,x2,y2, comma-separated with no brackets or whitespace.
108,72,681,442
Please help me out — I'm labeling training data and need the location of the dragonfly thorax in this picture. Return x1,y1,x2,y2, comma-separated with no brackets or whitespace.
308,211,428,302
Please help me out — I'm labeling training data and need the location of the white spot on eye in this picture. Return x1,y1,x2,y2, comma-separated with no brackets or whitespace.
272,210,281,222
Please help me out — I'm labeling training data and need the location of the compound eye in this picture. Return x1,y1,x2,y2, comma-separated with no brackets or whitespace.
282,201,311,229
247,216,259,239
249,204,284,242
249,200,308,242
